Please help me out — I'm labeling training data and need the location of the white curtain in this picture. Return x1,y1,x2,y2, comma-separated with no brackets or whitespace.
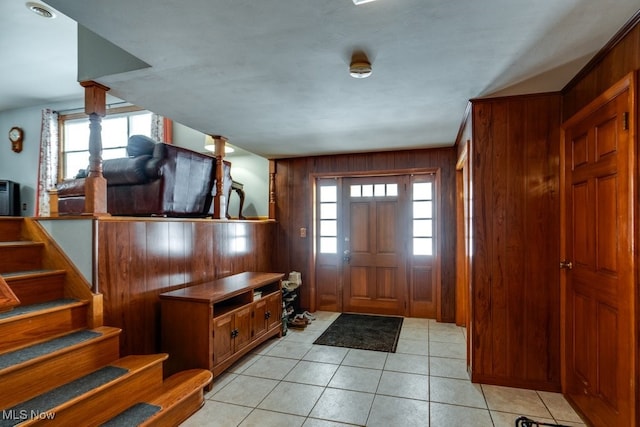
36,109,59,216
151,113,164,142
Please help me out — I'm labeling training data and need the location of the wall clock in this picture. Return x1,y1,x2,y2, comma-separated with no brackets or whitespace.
8,126,23,153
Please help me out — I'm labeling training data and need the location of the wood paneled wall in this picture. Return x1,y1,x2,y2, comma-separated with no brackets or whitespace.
273,148,458,322
563,12,640,120
96,218,276,356
457,11,640,394
464,93,562,391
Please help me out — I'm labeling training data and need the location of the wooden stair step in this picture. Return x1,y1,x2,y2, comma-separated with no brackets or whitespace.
1,269,66,279
17,354,169,426
101,369,212,427
139,369,213,426
0,218,23,242
0,299,89,353
101,402,161,427
3,270,67,305
0,242,44,274
0,326,121,409
0,365,129,427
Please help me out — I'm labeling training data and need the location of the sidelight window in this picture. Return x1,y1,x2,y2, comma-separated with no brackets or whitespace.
319,184,338,254
412,181,433,255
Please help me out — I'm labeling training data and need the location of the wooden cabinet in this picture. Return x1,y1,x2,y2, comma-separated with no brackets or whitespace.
160,272,284,379
213,305,252,365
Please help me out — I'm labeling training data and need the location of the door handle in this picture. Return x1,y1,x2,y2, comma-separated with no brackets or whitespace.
343,250,351,263
560,260,573,270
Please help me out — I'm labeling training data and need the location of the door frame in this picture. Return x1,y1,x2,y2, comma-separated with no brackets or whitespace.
309,167,443,319
559,71,637,425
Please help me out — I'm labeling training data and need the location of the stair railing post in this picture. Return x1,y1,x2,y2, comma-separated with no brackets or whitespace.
80,81,109,215
269,160,276,220
209,135,227,219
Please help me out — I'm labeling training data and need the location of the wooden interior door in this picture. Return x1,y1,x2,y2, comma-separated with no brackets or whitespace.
342,176,407,315
562,76,636,426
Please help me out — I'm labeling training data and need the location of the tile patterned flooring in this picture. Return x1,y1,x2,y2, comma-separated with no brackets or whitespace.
181,312,585,427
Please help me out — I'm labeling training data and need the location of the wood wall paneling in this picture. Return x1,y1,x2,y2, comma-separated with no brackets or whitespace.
563,19,640,120
274,148,457,322
469,93,562,390
96,218,276,356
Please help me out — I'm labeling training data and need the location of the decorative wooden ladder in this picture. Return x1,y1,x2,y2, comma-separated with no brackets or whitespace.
0,217,211,426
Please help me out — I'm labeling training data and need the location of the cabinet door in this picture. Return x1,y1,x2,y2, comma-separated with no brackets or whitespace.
234,305,253,353
266,292,282,330
252,299,268,339
212,314,233,365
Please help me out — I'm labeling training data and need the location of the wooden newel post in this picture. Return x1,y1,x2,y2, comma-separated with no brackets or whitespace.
80,81,109,215
269,160,276,220
209,135,228,219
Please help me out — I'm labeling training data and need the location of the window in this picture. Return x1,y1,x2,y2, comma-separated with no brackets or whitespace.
60,108,153,180
412,181,434,255
350,183,398,198
319,184,338,254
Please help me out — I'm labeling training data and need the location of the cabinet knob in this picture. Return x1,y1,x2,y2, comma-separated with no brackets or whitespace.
265,311,271,319
231,329,239,338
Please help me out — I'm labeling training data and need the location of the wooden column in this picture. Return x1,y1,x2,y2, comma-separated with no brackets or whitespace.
80,81,109,215
48,188,59,217
210,135,227,219
268,160,276,220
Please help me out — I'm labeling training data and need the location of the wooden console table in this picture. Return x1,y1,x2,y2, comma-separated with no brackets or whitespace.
160,272,284,379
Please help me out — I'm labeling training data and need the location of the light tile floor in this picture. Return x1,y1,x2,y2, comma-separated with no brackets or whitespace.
181,312,586,427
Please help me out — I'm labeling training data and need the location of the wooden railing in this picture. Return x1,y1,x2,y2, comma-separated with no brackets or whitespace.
80,81,109,216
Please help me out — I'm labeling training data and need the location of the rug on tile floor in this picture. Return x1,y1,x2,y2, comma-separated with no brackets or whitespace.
313,313,403,352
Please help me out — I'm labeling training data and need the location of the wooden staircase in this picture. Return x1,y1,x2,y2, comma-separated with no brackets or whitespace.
0,217,212,426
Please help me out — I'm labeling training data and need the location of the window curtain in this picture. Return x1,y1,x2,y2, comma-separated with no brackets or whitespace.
151,113,165,143
36,109,59,216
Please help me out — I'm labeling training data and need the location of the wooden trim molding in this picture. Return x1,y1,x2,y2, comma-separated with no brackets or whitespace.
0,276,20,313
563,9,640,93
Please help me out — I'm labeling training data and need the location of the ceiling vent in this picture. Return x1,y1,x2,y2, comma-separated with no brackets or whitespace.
26,2,56,19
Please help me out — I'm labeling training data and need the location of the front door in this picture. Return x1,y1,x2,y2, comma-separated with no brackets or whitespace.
561,75,636,426
342,176,407,315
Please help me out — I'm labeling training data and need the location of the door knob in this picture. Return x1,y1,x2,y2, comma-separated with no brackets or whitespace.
560,260,573,270
343,249,351,263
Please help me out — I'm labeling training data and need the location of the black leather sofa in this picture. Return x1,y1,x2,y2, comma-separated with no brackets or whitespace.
56,135,216,217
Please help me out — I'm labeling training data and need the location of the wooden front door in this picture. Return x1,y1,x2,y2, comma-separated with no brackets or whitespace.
342,176,407,315
561,75,636,426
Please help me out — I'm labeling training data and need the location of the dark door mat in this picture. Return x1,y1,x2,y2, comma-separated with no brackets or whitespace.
313,313,404,352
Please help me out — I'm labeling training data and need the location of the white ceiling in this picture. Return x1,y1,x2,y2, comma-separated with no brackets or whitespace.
3,1,639,158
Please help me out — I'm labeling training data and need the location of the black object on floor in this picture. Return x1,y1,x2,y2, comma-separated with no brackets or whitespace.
515,416,572,427
313,313,403,353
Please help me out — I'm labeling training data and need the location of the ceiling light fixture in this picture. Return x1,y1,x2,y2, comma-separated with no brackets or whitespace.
26,2,56,18
353,0,377,5
349,60,372,79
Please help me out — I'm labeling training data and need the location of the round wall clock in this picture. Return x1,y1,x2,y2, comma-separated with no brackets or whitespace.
8,126,24,153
